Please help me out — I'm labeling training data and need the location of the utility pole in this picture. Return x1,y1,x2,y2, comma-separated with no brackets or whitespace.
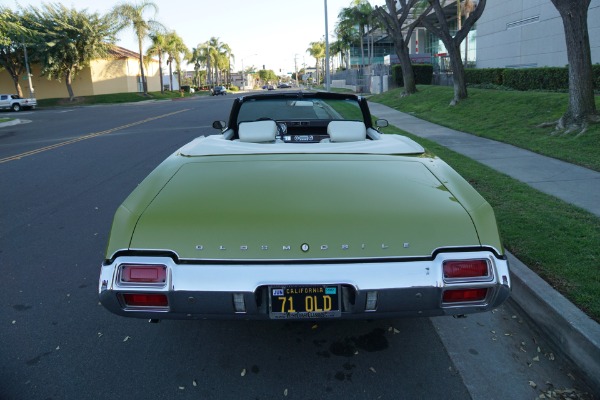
294,54,299,87
22,39,35,98
324,0,330,92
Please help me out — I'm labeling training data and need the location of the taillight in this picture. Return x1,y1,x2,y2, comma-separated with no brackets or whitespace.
121,264,166,283
443,288,488,303
122,293,168,307
443,259,489,279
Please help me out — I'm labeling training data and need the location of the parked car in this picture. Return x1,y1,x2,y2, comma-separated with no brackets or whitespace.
277,83,291,88
0,94,37,111
99,91,511,321
212,86,227,95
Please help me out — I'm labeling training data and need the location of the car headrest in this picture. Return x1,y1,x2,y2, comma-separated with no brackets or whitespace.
238,120,278,143
327,121,367,142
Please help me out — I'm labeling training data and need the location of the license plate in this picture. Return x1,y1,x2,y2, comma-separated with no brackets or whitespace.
269,285,341,319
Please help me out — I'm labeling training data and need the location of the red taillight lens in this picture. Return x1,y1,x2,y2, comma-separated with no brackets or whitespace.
121,264,166,283
443,288,488,303
443,260,489,279
122,293,168,307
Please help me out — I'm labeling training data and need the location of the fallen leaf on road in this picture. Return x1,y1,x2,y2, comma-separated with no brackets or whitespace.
529,381,537,388
193,380,197,387
123,336,131,342
241,369,246,377
369,367,377,373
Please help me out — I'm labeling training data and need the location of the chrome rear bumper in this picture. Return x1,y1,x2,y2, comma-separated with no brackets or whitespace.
99,251,511,320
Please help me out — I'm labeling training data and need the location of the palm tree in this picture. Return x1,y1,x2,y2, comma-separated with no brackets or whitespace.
187,45,207,87
164,31,188,90
338,0,373,67
307,40,325,84
334,17,360,69
111,1,164,94
146,31,167,92
203,37,233,86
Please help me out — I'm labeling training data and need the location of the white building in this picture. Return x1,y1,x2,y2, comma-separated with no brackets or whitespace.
475,0,600,68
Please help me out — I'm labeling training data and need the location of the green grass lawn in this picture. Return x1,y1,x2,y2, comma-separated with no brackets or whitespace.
36,90,209,108
371,88,600,322
370,85,600,171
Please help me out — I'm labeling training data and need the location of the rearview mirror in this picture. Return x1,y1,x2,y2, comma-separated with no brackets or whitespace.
375,119,389,128
212,120,227,130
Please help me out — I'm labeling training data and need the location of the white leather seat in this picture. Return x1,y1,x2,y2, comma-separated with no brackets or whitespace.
327,121,367,142
238,120,278,143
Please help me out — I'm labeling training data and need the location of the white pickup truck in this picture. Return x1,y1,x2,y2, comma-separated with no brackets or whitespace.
0,94,37,112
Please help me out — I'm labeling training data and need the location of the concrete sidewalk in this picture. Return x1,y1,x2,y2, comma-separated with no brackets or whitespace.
369,101,600,394
369,102,600,218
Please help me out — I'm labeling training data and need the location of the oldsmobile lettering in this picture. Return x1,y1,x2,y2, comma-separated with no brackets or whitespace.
194,241,414,253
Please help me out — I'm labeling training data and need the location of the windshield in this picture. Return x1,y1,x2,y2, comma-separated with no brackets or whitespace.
236,98,364,125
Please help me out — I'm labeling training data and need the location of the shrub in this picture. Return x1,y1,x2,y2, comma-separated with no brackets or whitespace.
392,64,433,86
593,64,600,90
503,67,569,91
466,68,504,85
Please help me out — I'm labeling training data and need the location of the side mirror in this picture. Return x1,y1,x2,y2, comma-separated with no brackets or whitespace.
212,120,227,131
375,119,389,128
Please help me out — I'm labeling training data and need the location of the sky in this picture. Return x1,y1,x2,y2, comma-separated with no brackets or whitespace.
8,0,387,74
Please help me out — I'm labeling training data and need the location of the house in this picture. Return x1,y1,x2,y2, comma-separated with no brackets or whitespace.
0,45,161,100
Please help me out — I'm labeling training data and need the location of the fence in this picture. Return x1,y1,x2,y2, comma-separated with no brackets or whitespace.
329,64,392,94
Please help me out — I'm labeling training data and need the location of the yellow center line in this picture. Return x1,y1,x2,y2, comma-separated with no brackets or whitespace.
0,109,190,164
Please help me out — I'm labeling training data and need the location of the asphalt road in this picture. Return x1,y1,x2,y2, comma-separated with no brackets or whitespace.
0,96,592,399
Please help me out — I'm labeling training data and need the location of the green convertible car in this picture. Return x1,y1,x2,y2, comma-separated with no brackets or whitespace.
99,91,511,321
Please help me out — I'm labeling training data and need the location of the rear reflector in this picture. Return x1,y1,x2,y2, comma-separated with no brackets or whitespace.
122,293,168,307
443,260,489,279
443,288,488,303
121,264,167,283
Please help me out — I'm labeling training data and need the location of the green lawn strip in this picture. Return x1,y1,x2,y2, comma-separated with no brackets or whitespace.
36,90,206,108
381,124,600,322
370,86,600,172
0,118,11,123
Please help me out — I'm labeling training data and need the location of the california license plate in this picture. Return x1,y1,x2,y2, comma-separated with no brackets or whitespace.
269,285,341,319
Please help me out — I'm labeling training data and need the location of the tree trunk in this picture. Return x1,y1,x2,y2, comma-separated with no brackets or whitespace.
65,70,75,101
420,0,487,105
168,60,173,91
447,41,467,105
158,54,164,94
11,75,23,98
394,38,417,95
138,39,148,94
550,0,597,131
360,24,366,67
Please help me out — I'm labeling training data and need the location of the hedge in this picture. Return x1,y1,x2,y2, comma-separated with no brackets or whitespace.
465,65,600,91
392,64,433,86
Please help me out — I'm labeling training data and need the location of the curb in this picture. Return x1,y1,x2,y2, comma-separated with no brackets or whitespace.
0,118,21,128
507,252,600,394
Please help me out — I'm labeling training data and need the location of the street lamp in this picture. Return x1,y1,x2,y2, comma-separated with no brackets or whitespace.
324,0,331,92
